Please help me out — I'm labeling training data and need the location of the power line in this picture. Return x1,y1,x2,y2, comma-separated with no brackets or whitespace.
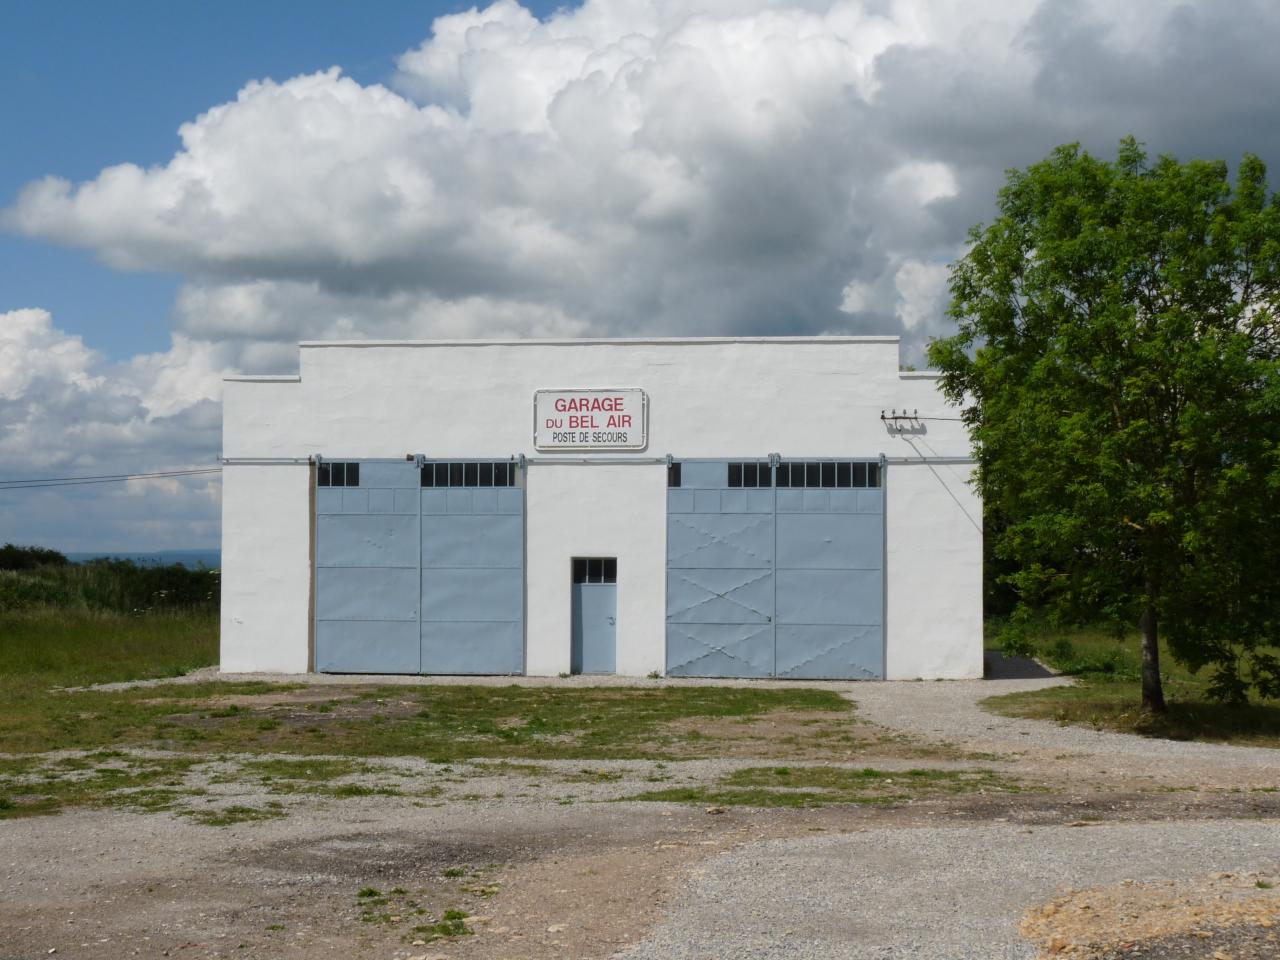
0,468,222,490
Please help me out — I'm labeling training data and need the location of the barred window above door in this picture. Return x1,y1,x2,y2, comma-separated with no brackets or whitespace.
420,461,515,487
775,461,881,488
572,557,617,584
317,462,360,487
726,461,773,488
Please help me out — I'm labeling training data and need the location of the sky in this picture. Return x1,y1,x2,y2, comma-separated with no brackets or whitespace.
3,0,1280,552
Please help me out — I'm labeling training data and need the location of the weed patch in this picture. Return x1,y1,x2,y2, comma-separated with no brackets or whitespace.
410,909,472,942
0,755,200,819
626,765,1021,808
183,804,287,827
0,683,855,761
236,758,372,782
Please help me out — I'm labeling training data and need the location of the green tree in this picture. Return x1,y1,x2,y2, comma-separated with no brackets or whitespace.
0,543,69,571
929,138,1280,712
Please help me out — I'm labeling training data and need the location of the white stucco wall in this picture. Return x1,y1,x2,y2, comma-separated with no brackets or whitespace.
221,337,981,678
884,458,983,679
224,338,957,459
525,463,668,676
219,463,312,673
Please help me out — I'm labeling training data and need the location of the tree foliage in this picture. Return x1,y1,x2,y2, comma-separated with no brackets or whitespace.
0,544,69,571
929,138,1280,709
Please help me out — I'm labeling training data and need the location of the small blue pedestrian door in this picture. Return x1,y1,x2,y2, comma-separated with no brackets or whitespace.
571,557,617,675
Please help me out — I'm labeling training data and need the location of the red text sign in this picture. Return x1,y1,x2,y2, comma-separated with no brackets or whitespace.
534,389,647,451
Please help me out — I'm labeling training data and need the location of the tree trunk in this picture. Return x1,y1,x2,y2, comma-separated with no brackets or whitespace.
1139,582,1166,714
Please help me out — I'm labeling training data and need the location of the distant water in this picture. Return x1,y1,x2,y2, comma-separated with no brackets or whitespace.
65,549,221,569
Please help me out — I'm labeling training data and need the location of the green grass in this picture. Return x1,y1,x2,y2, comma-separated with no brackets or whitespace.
183,804,287,827
0,609,868,819
986,682,1280,745
0,679,852,760
352,885,472,939
626,765,1021,808
0,607,218,688
0,609,852,760
409,909,472,942
223,758,425,798
0,753,201,819
0,605,219,764
236,758,373,781
984,620,1280,746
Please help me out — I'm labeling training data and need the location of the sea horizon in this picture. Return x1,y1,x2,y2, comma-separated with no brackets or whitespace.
64,549,221,570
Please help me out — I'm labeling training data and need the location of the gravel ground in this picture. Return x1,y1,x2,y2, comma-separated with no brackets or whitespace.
613,821,1280,960
24,661,1278,959
78,666,881,693
1094,922,1280,959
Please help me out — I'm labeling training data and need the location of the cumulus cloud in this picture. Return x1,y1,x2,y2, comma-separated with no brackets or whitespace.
6,0,1280,546
0,309,224,549
0,0,984,357
11,0,1280,364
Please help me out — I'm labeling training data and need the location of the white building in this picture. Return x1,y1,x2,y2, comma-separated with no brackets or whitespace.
220,337,981,680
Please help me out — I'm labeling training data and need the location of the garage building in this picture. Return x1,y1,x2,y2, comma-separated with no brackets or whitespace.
220,337,981,680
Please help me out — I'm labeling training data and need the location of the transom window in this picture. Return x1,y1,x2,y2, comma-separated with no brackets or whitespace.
573,557,617,584
776,460,881,488
420,461,515,487
726,461,773,488
317,462,360,487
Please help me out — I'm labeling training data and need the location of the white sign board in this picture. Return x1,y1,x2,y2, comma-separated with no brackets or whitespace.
534,388,648,451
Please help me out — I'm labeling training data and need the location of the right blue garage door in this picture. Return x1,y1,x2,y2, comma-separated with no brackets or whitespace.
666,459,884,679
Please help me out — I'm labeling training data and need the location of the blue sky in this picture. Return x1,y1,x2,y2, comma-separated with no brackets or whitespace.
3,0,1279,552
0,0,564,362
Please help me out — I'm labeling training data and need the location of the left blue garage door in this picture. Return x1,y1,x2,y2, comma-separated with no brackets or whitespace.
315,459,524,674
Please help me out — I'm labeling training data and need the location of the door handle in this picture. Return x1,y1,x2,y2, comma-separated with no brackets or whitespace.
607,617,616,625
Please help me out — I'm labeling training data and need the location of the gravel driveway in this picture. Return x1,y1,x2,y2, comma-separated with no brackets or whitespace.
17,665,1279,960
614,820,1280,960
604,675,1280,959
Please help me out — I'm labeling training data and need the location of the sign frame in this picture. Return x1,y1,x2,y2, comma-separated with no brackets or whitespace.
533,388,649,452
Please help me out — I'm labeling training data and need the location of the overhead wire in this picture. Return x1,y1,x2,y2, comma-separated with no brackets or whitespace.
0,468,222,490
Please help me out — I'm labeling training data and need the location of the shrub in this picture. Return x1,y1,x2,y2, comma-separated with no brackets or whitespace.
0,556,218,614
0,571,75,610
0,544,69,571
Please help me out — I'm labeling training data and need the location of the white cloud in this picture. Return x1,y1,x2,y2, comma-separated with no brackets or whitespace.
885,161,958,207
11,0,1269,363
0,308,102,400
7,1,1277,363
6,0,1280,547
5,0,1004,356
172,280,591,348
838,278,874,315
892,258,950,335
0,309,224,549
